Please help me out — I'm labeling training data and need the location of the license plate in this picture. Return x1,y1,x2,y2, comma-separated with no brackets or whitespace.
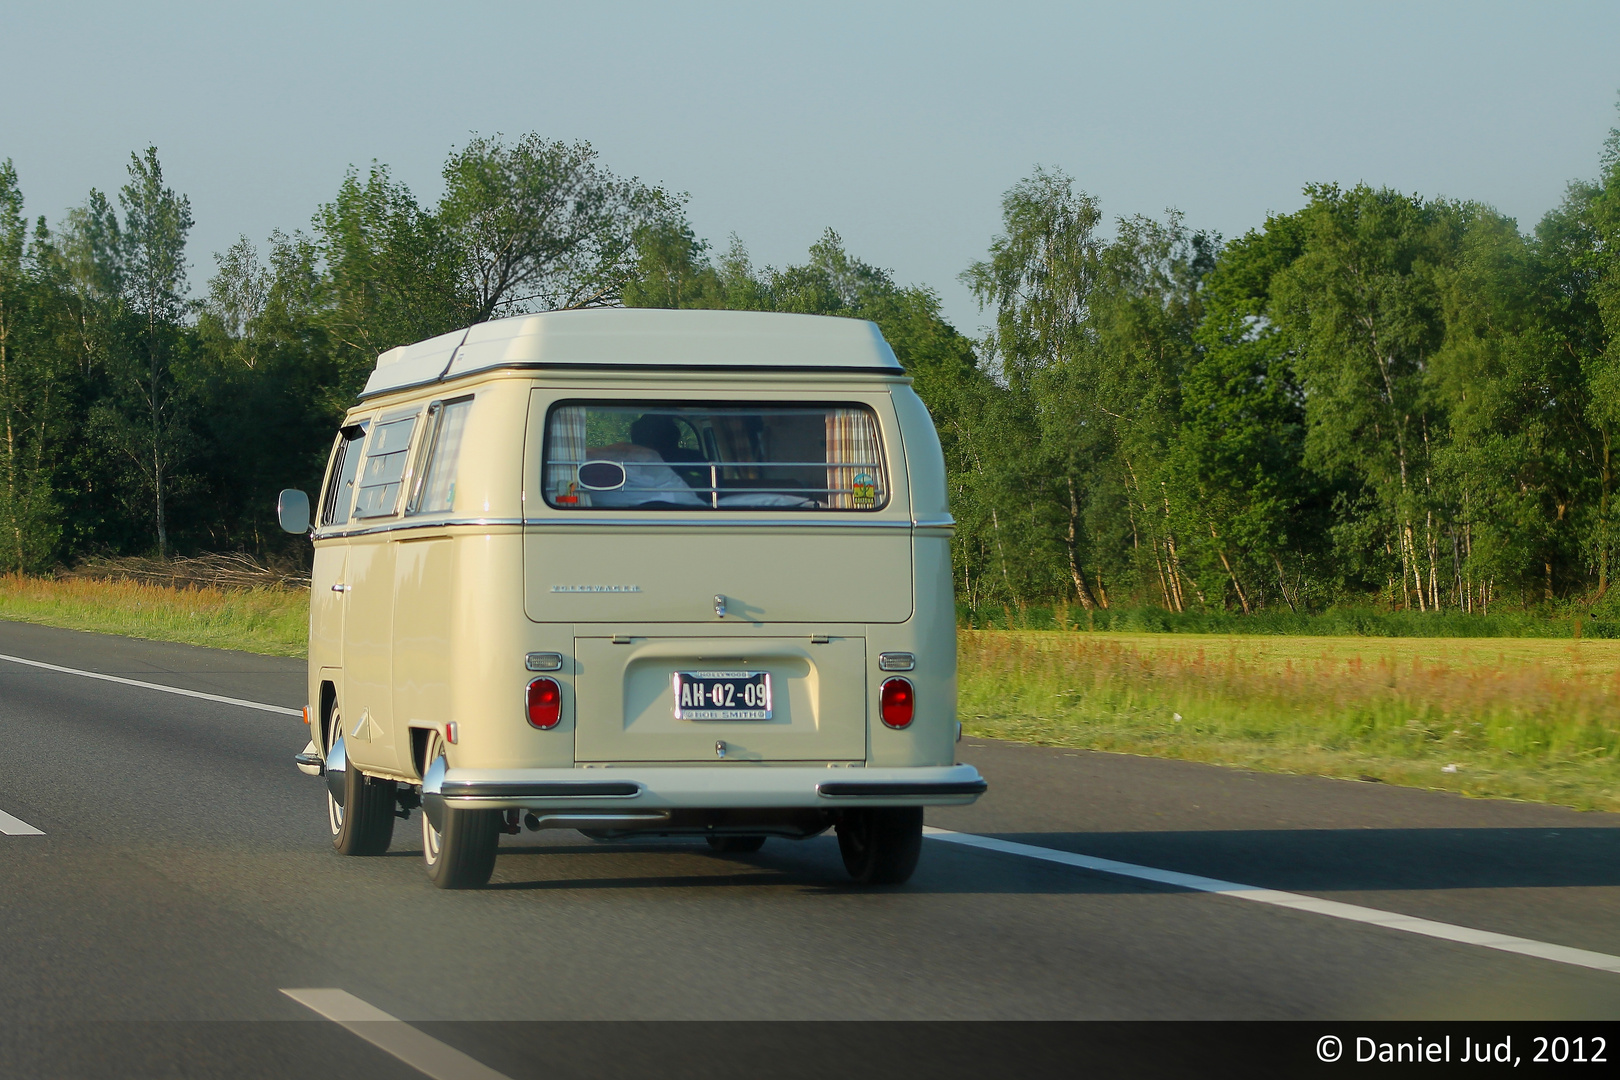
672,670,772,720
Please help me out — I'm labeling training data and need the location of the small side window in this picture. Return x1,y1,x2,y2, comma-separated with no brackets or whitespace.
320,423,368,526
353,414,419,519
407,396,473,515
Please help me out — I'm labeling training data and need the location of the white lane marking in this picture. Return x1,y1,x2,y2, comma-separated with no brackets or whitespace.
0,651,301,716
281,989,512,1080
0,806,44,835
924,827,1620,976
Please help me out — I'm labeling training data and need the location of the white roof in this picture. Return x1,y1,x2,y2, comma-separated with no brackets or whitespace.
362,309,901,398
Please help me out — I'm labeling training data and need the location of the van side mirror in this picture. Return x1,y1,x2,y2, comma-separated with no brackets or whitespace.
277,489,311,533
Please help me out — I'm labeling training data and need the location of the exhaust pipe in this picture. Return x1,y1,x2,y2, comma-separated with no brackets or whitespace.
523,811,670,831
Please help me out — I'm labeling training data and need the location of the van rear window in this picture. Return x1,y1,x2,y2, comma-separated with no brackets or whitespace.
543,402,887,511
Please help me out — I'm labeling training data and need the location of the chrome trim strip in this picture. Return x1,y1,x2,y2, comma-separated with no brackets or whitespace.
315,515,950,539
314,516,525,540
314,515,936,538
520,516,915,529
551,458,884,469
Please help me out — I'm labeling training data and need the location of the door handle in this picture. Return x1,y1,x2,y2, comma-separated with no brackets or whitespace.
331,583,351,593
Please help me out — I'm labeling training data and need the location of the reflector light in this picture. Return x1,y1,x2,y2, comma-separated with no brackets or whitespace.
302,705,311,725
527,678,562,729
445,721,458,744
880,678,914,728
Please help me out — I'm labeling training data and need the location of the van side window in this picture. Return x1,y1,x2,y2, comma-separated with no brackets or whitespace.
320,423,368,526
353,414,419,518
407,397,473,515
542,401,887,511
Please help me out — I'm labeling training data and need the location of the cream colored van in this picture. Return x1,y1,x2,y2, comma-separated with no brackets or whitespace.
279,309,985,889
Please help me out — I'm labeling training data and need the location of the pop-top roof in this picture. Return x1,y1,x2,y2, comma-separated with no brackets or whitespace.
362,309,902,398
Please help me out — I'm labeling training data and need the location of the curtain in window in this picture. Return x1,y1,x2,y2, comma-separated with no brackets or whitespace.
414,399,472,513
824,408,882,509
546,405,591,507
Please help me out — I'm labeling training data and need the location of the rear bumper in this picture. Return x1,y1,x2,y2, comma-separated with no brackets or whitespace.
429,763,987,811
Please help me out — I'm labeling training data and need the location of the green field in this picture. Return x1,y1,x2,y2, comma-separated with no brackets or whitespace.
2,573,1615,812
960,630,1620,812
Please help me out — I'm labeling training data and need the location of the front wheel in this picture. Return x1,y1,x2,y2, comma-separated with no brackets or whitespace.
420,733,500,889
327,708,395,856
836,808,924,885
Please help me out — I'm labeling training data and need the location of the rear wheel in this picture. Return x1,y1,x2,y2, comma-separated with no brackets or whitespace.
836,808,923,885
327,708,395,856
420,732,500,889
706,835,766,853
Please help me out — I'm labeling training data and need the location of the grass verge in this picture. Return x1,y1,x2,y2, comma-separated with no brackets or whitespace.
0,573,308,657
960,630,1620,812
2,574,1614,812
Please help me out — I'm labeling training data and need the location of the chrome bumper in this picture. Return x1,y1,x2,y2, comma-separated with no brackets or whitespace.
425,763,987,812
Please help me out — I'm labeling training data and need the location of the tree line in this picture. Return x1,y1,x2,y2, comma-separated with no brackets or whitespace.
938,150,1620,619
1,124,1617,616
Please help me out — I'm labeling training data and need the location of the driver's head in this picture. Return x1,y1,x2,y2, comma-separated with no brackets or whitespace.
629,414,681,458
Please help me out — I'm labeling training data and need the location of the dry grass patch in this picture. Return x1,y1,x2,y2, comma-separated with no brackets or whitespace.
0,573,308,657
959,630,1620,812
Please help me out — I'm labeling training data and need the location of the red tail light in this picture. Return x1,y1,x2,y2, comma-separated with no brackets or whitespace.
527,678,562,729
880,677,914,729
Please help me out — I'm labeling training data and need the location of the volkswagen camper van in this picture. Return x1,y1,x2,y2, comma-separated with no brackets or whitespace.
279,309,985,889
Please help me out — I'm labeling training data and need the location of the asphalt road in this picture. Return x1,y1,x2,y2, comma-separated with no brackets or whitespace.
0,619,1616,1078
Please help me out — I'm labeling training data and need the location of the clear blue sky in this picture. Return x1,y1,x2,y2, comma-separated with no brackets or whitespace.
4,1,1618,334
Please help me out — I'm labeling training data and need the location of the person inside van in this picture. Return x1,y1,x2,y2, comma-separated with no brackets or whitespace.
628,414,704,464
629,414,712,491
586,414,708,508
585,409,813,509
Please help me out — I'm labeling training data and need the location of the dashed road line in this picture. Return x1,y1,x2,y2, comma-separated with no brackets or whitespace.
924,827,1620,976
281,989,511,1080
0,651,300,716
0,806,43,835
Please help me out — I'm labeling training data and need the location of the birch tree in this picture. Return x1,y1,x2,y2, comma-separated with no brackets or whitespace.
1272,185,1454,610
111,147,193,559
